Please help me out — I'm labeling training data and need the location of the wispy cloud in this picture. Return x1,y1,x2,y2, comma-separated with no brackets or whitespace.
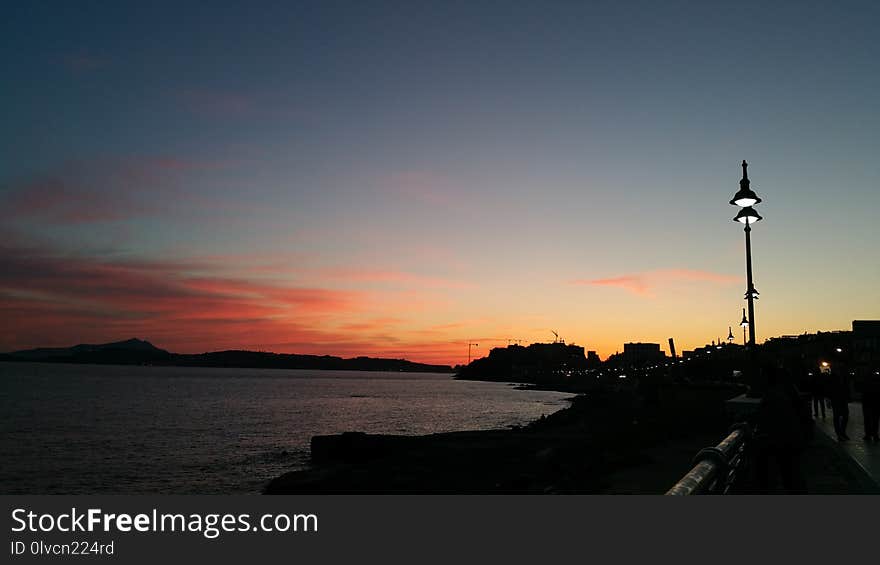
1,156,237,224
572,268,740,297
0,238,475,364
338,317,406,333
0,241,366,352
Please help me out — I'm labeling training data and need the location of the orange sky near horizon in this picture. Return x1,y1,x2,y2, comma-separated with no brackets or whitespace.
0,234,870,366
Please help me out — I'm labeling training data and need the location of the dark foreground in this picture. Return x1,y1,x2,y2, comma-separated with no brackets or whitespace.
266,384,750,493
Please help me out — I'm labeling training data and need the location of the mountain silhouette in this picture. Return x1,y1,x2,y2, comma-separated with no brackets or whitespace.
1,338,452,373
4,338,171,365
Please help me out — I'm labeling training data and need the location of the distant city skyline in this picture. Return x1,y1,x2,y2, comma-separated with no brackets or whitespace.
2,1,879,364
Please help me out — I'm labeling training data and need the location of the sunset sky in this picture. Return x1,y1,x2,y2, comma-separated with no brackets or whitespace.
2,1,879,365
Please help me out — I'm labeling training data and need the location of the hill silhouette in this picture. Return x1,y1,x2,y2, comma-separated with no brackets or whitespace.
0,338,453,373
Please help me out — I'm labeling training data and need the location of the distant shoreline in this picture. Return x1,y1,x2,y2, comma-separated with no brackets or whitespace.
0,338,454,374
0,358,455,375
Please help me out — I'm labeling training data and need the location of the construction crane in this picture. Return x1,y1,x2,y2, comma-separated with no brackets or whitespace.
551,330,559,343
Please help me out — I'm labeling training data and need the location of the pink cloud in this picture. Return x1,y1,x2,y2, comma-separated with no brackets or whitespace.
1,156,238,224
0,239,475,364
339,317,406,332
573,268,740,297
0,241,367,352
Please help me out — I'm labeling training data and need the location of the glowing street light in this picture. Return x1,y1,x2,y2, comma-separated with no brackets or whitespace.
730,161,763,348
733,206,763,225
729,173,763,207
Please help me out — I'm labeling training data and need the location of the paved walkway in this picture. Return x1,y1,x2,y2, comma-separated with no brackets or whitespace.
813,401,880,490
725,394,878,493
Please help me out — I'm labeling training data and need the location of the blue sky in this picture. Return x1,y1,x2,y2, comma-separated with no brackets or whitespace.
2,1,879,362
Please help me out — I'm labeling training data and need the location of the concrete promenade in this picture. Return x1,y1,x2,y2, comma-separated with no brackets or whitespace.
813,401,880,491
724,394,878,493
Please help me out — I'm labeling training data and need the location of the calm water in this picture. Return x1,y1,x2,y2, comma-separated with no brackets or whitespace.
0,363,571,494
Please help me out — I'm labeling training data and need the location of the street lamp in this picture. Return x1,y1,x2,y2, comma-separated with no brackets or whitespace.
740,308,748,346
467,342,478,364
730,160,762,348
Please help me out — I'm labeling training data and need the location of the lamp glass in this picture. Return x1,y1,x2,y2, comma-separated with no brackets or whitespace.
734,206,762,224
733,196,758,207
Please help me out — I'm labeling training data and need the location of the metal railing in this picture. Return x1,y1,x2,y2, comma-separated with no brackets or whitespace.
666,423,753,495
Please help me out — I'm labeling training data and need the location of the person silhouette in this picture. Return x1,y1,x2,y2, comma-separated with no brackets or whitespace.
830,368,851,441
857,369,880,442
808,371,825,419
753,365,809,494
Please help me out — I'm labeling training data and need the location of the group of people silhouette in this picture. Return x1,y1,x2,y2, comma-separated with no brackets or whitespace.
807,367,880,443
752,362,880,493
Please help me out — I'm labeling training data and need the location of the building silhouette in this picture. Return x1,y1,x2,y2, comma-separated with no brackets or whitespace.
605,342,666,368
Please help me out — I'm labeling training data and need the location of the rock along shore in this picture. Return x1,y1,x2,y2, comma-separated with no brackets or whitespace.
265,384,744,494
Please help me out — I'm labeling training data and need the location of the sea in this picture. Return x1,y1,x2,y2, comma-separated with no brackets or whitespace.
0,362,572,494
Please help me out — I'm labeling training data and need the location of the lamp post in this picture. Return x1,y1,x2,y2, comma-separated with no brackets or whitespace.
467,342,478,364
730,161,763,348
740,308,749,346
